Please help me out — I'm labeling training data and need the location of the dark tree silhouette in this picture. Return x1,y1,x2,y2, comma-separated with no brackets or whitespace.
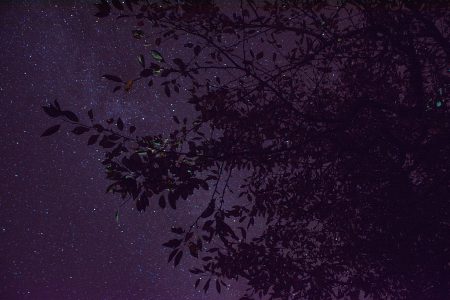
41,1,450,299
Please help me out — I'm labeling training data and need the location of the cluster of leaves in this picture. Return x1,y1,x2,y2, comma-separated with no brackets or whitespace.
42,0,450,299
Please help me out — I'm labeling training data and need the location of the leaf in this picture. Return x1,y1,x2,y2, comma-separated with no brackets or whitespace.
171,227,184,234
42,106,61,117
95,0,110,17
113,86,121,92
203,279,211,293
189,243,198,258
151,50,164,62
136,193,149,211
160,69,171,77
124,0,133,11
72,126,90,135
164,85,171,97
99,136,116,148
194,45,201,56
102,74,123,82
184,232,194,242
132,29,144,39
173,58,185,69
238,227,246,240
87,134,99,145
117,118,124,131
199,180,209,190
216,280,221,293
53,99,61,110
138,54,145,68
163,239,182,248
158,195,166,208
41,124,61,137
148,80,153,87
200,201,215,218
195,279,201,288
115,210,119,223
124,80,134,92
111,0,124,10
173,116,179,124
94,124,105,132
88,109,94,121
174,250,183,267
129,126,136,134
168,248,179,262
168,192,176,209
62,110,79,122
140,69,153,77
189,268,203,274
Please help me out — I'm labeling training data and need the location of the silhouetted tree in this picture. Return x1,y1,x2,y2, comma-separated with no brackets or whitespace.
42,1,450,299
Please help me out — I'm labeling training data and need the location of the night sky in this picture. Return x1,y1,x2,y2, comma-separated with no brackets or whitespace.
1,2,245,299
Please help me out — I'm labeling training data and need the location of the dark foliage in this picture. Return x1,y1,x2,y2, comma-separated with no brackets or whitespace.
42,1,450,299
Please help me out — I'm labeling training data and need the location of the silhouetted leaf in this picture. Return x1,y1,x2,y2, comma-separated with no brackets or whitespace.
102,74,123,82
173,116,179,124
189,243,198,258
171,227,184,234
200,201,215,218
62,110,79,122
168,248,179,263
163,239,182,248
161,69,171,77
72,126,90,135
99,136,115,148
216,280,221,293
129,125,136,134
111,0,124,10
53,99,61,110
113,86,121,92
195,279,201,288
93,124,104,132
174,250,183,266
136,193,149,211
158,195,166,209
203,279,210,293
199,180,209,190
124,80,133,92
41,124,61,137
173,58,185,69
117,118,124,130
95,0,110,17
168,192,176,209
189,268,203,274
140,69,153,77
194,45,201,56
87,134,99,145
164,85,171,97
42,106,61,117
88,109,94,121
184,232,193,242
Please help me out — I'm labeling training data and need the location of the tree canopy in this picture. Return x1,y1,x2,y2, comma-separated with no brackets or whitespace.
42,1,450,299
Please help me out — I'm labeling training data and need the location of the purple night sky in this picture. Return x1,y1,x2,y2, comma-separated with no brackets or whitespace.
1,2,245,299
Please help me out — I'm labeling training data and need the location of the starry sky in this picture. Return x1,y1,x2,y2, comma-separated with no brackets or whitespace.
0,1,245,299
